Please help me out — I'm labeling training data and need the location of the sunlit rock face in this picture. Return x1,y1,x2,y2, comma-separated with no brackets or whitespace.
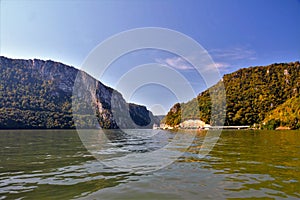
0,56,156,129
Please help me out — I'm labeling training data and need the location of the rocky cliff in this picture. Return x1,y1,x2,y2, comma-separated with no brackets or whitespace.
0,56,155,129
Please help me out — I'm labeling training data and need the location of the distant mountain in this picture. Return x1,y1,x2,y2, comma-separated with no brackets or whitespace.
163,61,300,129
0,56,157,129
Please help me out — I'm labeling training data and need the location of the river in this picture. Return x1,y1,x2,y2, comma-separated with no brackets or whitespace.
0,129,299,199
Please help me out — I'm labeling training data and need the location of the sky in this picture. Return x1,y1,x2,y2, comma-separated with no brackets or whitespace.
1,0,300,115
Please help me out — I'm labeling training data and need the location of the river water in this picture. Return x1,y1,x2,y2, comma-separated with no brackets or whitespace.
0,129,299,199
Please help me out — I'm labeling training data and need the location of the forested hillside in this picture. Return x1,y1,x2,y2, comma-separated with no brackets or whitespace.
164,61,300,129
0,56,156,129
262,96,300,130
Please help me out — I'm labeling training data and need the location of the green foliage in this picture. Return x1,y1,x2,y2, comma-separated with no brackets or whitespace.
223,62,300,126
0,56,156,129
164,103,181,126
163,61,300,128
0,57,103,129
262,96,300,130
262,119,281,130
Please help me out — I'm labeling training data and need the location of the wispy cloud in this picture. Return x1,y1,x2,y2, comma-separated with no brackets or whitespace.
155,57,194,70
211,62,230,69
210,46,257,61
203,62,230,73
155,56,231,73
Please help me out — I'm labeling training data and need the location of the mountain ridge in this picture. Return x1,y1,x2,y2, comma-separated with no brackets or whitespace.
0,56,158,129
163,61,300,129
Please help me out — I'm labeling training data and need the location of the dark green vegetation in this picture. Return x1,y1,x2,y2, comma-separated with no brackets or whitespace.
262,96,300,130
164,103,181,126
0,56,158,129
164,62,300,129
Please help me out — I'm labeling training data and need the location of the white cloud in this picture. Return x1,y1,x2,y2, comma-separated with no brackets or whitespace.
210,46,257,61
203,62,230,73
155,57,194,70
212,62,230,69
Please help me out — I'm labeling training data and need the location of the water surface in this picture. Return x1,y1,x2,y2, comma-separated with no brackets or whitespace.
0,129,300,199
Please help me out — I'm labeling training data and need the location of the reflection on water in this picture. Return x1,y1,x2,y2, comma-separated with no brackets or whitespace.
0,129,300,199
78,129,199,173
0,130,129,199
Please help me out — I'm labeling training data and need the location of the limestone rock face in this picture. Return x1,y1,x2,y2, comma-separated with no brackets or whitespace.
0,56,155,129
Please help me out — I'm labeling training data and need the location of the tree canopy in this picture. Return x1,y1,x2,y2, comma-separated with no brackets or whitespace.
163,61,300,129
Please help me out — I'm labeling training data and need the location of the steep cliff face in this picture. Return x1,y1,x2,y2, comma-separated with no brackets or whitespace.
128,103,152,126
0,56,155,129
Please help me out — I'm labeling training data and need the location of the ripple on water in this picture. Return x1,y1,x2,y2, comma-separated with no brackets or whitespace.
0,130,300,199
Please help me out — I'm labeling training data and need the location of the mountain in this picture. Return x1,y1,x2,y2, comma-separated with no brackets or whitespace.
163,61,300,129
262,96,300,130
0,56,156,129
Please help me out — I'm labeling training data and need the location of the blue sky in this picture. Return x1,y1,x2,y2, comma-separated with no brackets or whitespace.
1,0,300,115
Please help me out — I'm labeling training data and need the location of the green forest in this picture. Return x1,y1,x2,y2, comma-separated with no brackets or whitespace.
262,96,300,130
0,58,76,128
1,56,300,130
164,61,300,129
0,57,156,129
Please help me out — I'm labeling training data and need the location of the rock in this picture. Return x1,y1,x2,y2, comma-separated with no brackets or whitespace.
0,56,155,129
